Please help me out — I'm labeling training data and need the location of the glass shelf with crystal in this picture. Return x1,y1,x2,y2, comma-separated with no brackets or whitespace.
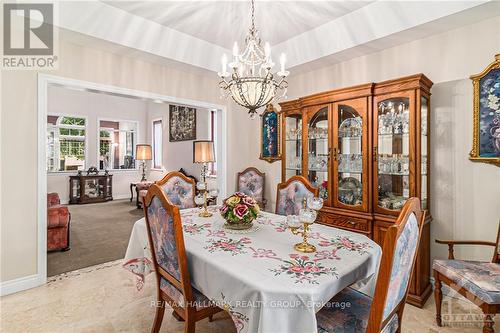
337,104,364,207
285,116,303,180
307,107,329,200
377,98,411,211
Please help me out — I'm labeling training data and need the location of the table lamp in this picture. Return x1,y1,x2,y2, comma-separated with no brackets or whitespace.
193,141,215,217
136,144,152,182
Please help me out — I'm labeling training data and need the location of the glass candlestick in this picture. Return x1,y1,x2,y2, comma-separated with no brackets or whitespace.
288,197,323,253
196,181,212,218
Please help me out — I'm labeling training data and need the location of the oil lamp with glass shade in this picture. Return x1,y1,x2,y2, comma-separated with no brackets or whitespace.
288,197,324,253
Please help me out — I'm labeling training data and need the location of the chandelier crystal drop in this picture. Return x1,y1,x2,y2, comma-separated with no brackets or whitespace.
218,0,289,119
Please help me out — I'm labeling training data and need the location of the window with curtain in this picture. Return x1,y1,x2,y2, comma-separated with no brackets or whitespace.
152,119,162,168
98,120,137,170
47,116,86,172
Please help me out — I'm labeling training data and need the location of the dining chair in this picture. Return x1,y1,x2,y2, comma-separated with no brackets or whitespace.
433,222,500,333
316,197,425,333
237,167,267,210
275,175,319,216
143,184,222,333
156,171,196,209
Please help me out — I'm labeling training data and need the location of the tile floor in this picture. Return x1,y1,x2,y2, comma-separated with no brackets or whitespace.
1,260,495,333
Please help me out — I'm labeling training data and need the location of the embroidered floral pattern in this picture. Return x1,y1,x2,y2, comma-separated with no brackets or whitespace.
183,223,211,235
270,254,338,284
249,247,281,260
205,237,252,256
220,293,249,333
318,236,372,255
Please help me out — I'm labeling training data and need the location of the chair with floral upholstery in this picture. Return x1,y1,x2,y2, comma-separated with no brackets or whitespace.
275,175,318,216
143,184,221,333
156,171,196,210
237,167,267,210
434,222,500,333
316,197,425,333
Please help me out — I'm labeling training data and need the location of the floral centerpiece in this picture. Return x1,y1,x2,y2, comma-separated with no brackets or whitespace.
220,192,260,230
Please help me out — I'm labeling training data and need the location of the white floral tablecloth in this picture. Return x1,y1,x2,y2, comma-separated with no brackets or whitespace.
123,206,381,333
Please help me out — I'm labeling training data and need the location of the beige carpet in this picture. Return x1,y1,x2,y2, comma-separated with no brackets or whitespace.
48,199,143,276
1,259,495,333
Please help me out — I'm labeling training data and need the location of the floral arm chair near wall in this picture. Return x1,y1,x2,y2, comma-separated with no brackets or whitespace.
275,176,318,216
316,198,425,333
156,171,196,209
143,185,221,333
433,222,500,332
237,167,267,210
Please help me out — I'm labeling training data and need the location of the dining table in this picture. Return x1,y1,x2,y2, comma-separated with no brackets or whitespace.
123,205,381,333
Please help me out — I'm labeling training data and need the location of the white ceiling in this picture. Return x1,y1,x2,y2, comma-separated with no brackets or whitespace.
55,1,500,73
104,1,373,48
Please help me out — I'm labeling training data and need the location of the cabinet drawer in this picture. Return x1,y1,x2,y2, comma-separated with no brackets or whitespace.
318,212,371,234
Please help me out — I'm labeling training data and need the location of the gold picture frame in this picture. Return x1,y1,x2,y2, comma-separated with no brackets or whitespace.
469,54,500,166
260,104,282,163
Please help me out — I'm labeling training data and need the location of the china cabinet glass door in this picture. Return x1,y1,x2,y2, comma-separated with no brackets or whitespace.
284,114,303,180
333,99,368,211
306,106,330,203
420,96,429,210
375,94,414,213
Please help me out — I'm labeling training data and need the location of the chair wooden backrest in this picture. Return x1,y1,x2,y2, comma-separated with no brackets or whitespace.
275,175,319,216
143,184,196,310
366,197,426,333
237,167,266,204
156,171,196,209
493,222,500,264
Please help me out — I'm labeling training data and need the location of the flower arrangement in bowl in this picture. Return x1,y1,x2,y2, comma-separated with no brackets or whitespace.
220,192,260,230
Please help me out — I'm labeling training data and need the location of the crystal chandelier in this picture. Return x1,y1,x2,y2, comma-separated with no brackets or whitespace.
218,0,289,119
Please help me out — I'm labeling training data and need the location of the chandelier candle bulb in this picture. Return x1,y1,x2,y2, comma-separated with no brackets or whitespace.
221,54,227,76
280,53,286,73
233,42,239,58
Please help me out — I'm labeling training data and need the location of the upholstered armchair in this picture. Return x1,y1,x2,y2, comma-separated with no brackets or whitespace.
237,167,267,210
433,223,500,333
136,181,154,209
275,176,318,216
47,193,70,251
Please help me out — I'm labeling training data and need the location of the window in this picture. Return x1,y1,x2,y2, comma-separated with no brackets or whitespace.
152,119,162,169
98,120,137,170
47,116,86,172
209,109,217,176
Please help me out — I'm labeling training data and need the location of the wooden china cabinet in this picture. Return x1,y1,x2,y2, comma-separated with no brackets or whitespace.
279,74,432,307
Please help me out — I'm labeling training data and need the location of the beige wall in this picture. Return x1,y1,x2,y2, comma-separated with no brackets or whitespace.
0,39,252,282
253,15,500,262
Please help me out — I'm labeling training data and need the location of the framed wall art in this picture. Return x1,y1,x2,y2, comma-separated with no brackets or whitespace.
260,104,281,162
169,104,196,142
470,54,500,166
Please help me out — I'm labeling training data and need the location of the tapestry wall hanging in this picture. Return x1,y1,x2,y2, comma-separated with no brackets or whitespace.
169,104,197,142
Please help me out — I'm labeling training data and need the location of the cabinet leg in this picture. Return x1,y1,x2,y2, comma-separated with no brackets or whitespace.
433,270,443,327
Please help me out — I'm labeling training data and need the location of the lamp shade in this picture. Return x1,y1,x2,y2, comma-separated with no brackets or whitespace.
136,144,152,160
193,141,215,163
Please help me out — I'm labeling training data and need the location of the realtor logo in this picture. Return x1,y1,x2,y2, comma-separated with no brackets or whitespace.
2,3,57,69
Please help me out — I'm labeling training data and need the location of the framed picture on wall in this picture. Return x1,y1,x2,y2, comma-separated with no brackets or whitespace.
260,104,281,162
470,54,500,166
169,104,197,142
